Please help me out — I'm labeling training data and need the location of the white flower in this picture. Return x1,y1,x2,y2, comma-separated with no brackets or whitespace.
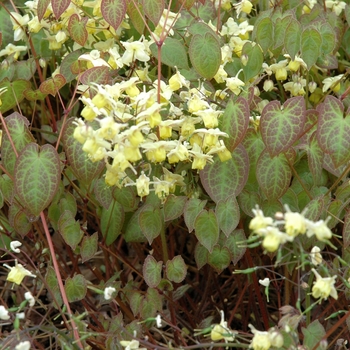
120,339,146,350
121,37,150,66
10,241,22,253
284,206,307,237
155,314,162,328
0,305,10,320
104,286,116,300
249,324,271,350
306,219,332,241
249,206,274,233
210,310,235,342
16,312,25,319
10,12,30,41
259,278,270,287
325,0,346,15
310,246,322,266
24,291,35,307
15,341,31,350
322,74,343,93
3,260,36,285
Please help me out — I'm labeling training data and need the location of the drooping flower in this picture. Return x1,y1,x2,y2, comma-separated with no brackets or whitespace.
0,305,10,320
210,310,235,342
10,241,22,253
310,246,322,266
249,206,274,233
311,268,338,301
249,324,271,350
104,286,116,300
24,291,35,307
15,341,31,350
3,260,36,285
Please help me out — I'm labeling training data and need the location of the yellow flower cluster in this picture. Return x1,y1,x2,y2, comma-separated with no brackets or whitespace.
249,205,333,252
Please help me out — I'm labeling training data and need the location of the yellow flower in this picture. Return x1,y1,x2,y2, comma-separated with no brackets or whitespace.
168,70,189,91
249,325,271,350
249,206,273,233
136,172,150,197
262,227,289,252
306,219,333,241
322,74,343,93
284,211,306,237
4,260,36,285
210,311,235,342
310,246,322,266
311,268,338,301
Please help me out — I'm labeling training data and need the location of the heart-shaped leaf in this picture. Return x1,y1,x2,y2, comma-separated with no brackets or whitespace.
194,209,219,252
166,255,187,283
68,14,88,47
207,245,231,273
101,200,124,246
101,0,127,30
39,74,66,96
65,274,87,302
52,0,70,19
164,195,187,222
58,210,83,250
143,255,162,288
139,204,162,244
14,143,61,216
143,0,164,25
215,195,240,237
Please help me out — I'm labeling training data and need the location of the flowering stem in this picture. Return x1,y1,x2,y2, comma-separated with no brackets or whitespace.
305,271,314,325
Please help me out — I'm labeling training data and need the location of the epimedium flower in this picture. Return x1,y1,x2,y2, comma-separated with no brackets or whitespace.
24,291,35,307
136,172,150,198
233,0,253,18
168,69,189,91
120,339,146,350
3,260,36,285
210,310,235,342
10,12,30,41
193,108,222,129
0,43,28,60
226,69,245,95
310,246,322,266
10,241,22,253
325,0,346,16
104,286,116,300
262,226,291,253
305,219,333,241
249,206,274,233
284,205,307,237
311,268,338,301
249,324,271,350
0,305,10,320
15,341,31,350
322,74,344,93
121,36,151,66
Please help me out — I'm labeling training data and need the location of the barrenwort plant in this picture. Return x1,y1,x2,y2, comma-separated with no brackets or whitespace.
1,0,350,349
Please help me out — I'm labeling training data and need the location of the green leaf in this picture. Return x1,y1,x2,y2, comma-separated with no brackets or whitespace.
139,204,162,244
194,242,208,270
200,144,249,203
1,112,35,176
143,255,162,288
183,198,207,233
302,320,326,350
58,210,83,250
13,59,37,81
113,186,139,212
127,1,145,34
163,195,187,222
51,0,71,19
150,37,189,69
207,245,231,273
194,209,219,252
274,14,293,49
242,42,263,82
189,33,221,80
65,274,87,302
301,27,322,69
46,266,63,308
260,97,306,156
39,74,66,96
81,232,98,263
256,149,294,200
142,0,164,26
238,190,261,217
124,208,147,243
307,132,324,184
94,178,113,210
8,202,32,237
316,96,350,167
166,255,187,283
68,14,88,47
215,195,240,237
101,0,127,30
37,0,50,21
14,143,61,216
254,17,273,53
62,119,105,185
225,229,246,264
0,79,31,113
284,18,301,60
60,50,84,83
303,197,324,222
343,211,350,249
101,200,124,246
219,97,249,151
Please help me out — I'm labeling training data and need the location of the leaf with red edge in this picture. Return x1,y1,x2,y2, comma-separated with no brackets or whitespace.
14,143,61,217
37,0,50,21
143,255,162,288
307,131,324,184
52,0,71,19
257,148,295,200
194,209,219,253
143,0,164,26
68,14,88,47
260,96,305,156
80,66,110,85
101,0,127,30
39,74,66,96
316,95,350,167
200,144,249,203
127,1,145,34
343,211,350,249
219,97,249,151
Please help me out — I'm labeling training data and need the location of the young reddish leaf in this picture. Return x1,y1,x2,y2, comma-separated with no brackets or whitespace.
143,255,162,288
184,198,207,233
200,144,249,203
256,148,294,200
316,96,350,167
80,66,110,85
139,204,162,244
68,14,88,47
58,210,83,250
194,209,219,253
166,255,187,283
52,0,71,19
60,50,85,83
215,195,240,237
101,200,124,246
0,79,31,113
8,202,32,237
37,0,50,21
194,242,208,270
1,112,35,176
65,274,87,302
219,97,249,151
142,0,164,26
164,195,187,222
207,245,231,273
23,88,47,101
39,74,66,96
101,0,127,30
189,33,221,80
260,96,306,157
14,143,61,216
127,1,145,34
179,0,196,10
225,229,246,264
